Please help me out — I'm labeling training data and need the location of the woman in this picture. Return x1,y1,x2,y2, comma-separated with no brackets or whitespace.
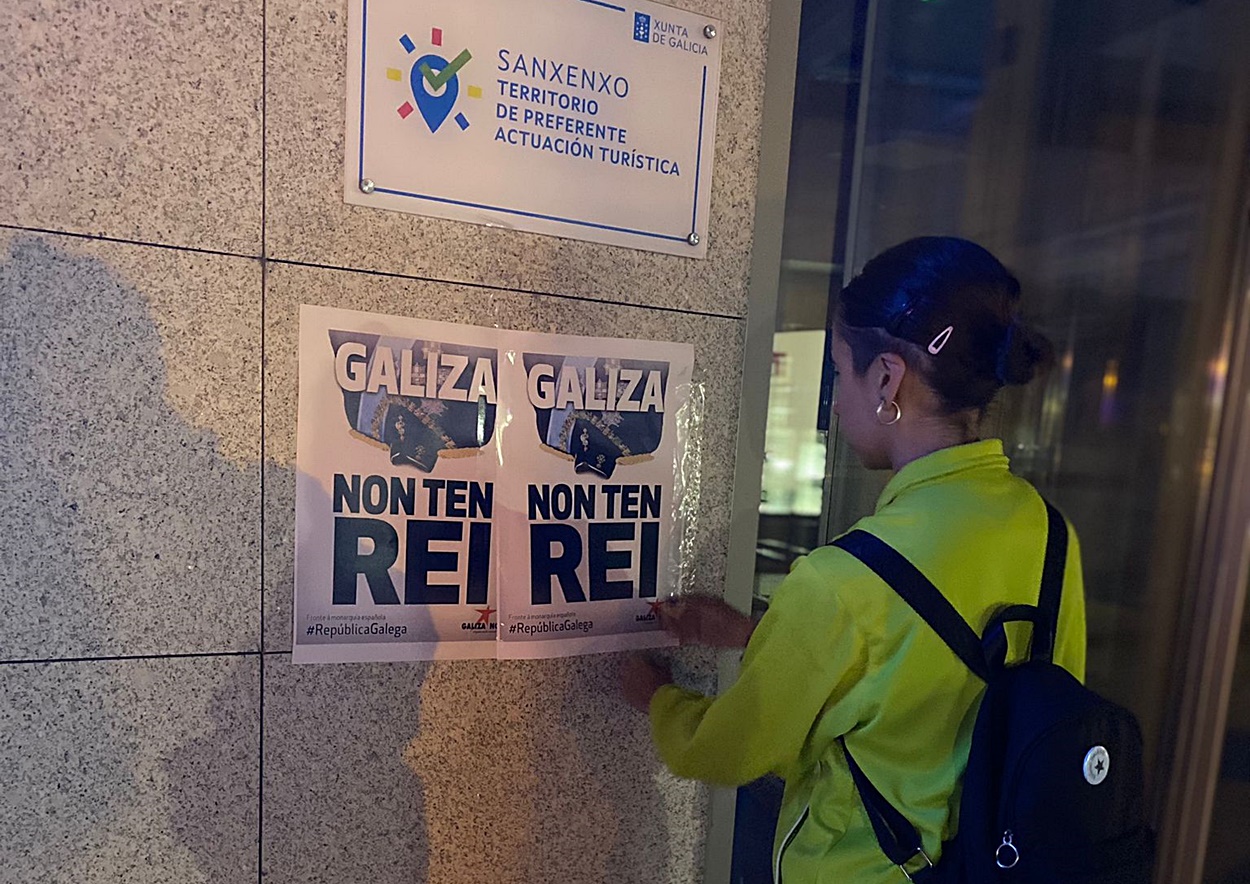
621,237,1087,883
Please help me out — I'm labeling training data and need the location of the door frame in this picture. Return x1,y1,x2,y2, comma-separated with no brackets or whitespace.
1155,200,1250,884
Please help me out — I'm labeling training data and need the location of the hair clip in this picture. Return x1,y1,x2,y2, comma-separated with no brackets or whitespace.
928,326,954,355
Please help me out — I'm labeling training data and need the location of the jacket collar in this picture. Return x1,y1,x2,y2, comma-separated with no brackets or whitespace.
875,439,1009,513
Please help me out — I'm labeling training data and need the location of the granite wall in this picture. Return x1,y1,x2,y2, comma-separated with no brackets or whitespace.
0,1,768,881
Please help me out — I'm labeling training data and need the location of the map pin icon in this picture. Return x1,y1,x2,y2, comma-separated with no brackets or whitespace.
410,53,459,133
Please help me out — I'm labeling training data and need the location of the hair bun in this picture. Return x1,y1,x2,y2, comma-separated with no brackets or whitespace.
996,321,1054,386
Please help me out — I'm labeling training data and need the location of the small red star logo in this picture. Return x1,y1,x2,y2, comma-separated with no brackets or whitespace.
647,600,665,616
475,606,496,625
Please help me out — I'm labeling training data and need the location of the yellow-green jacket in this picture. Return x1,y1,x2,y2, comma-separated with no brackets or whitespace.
650,440,1087,883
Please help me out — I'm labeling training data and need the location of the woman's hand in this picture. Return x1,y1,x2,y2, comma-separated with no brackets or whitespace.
657,594,756,649
620,654,673,712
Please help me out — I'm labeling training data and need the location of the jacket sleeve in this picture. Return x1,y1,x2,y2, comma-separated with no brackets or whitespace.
648,555,871,786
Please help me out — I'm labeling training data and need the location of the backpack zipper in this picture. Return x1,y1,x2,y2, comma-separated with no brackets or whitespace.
774,804,810,884
998,714,1079,866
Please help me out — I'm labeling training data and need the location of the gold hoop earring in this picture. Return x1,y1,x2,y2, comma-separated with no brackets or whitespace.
876,399,902,425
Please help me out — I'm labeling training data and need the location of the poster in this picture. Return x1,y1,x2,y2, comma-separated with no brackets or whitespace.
294,304,694,663
344,0,723,257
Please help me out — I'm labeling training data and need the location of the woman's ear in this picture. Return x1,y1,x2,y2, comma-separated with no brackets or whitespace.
876,352,907,403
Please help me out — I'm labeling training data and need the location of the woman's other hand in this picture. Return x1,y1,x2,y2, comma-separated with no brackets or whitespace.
620,654,673,712
658,594,756,649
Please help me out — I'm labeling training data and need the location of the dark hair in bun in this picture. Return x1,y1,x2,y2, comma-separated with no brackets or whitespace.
834,236,1054,414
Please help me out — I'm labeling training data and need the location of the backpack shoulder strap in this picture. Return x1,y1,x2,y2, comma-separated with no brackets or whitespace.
1030,498,1068,663
977,498,1070,666
837,735,935,875
830,531,973,874
831,530,990,682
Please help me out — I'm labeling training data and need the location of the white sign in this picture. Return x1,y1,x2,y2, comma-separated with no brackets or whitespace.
344,0,722,257
294,304,694,663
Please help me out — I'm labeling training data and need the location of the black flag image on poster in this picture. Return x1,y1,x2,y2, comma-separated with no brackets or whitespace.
329,330,498,470
522,354,668,479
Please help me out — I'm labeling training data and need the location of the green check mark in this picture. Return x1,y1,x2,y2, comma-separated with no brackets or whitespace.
419,49,472,91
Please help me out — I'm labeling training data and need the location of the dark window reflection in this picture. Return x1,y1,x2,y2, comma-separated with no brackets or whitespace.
755,2,1250,876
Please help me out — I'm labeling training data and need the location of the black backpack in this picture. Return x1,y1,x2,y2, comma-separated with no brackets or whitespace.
830,499,1155,883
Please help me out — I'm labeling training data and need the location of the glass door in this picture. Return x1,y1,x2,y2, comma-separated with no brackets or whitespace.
744,0,1250,878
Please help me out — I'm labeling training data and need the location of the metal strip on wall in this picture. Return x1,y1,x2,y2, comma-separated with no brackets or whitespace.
707,0,803,880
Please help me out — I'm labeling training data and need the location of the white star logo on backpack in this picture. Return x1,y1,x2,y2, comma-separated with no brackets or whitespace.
1084,745,1110,785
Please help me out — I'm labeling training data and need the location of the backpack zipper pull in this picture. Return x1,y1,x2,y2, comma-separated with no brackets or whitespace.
995,830,1020,870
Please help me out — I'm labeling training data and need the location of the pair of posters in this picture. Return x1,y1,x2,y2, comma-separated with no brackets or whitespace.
294,305,695,663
